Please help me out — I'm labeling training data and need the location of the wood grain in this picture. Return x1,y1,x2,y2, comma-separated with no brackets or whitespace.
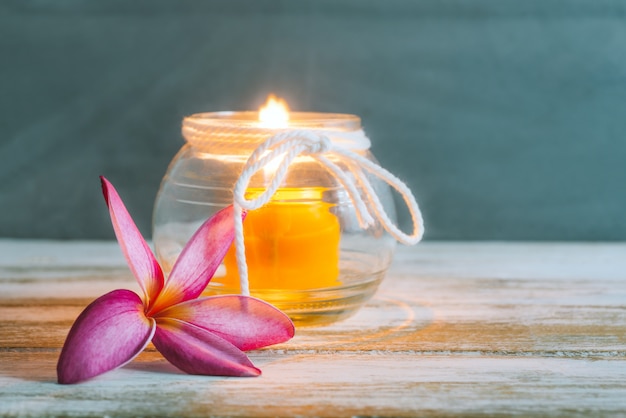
1,240,625,417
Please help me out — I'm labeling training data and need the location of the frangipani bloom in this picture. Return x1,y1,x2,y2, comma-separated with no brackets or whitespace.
57,177,294,384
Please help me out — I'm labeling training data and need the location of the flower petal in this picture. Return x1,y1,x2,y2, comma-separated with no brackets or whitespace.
153,317,260,377
57,289,155,384
149,206,242,314
100,176,164,308
156,296,295,351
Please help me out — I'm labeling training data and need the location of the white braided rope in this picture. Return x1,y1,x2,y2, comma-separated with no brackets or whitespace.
232,130,424,296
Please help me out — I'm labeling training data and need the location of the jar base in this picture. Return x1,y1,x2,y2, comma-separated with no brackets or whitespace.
203,271,385,327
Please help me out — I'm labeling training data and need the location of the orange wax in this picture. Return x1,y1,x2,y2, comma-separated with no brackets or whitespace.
221,188,340,290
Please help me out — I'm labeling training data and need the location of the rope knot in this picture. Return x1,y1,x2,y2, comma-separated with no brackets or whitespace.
232,128,424,296
300,133,332,155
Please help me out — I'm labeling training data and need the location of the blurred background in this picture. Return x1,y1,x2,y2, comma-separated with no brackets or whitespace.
1,0,624,241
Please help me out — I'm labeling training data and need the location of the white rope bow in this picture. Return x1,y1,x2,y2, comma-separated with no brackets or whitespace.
232,130,424,296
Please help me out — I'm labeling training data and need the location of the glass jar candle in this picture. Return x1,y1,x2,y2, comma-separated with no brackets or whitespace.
153,109,405,326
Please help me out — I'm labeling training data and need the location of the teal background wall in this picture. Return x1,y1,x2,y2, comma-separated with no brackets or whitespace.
1,0,624,240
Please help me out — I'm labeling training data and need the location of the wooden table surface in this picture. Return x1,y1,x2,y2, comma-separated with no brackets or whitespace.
1,240,625,417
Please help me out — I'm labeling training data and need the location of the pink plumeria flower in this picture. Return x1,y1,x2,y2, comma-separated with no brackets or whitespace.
57,177,294,384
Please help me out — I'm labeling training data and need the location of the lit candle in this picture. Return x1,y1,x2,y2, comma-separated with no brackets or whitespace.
221,96,341,290
155,95,424,325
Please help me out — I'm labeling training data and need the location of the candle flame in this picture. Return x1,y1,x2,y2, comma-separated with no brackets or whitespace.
259,94,290,129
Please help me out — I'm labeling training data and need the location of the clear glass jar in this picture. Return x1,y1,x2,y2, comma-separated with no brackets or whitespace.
153,111,397,326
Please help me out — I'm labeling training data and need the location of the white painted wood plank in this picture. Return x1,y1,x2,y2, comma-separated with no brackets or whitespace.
1,352,625,417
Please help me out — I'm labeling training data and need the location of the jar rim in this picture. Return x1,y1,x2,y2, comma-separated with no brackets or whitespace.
184,111,361,131
182,111,370,152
